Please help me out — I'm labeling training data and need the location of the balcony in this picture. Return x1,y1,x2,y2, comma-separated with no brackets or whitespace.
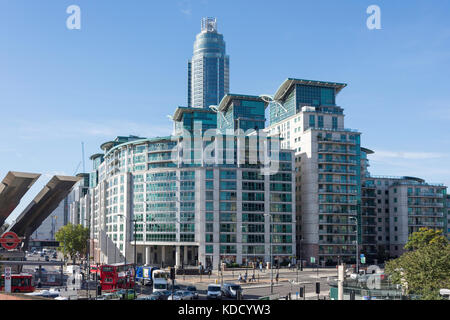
409,212,444,217
408,202,444,208
319,230,355,235
318,240,356,245
319,219,353,225
408,192,444,198
319,189,358,194
318,179,357,185
319,199,358,205
318,158,358,165
319,210,358,215
318,168,357,175
317,137,357,145
318,148,357,155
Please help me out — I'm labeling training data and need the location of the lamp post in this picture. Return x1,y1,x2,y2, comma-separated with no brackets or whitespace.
83,217,91,299
349,217,359,274
264,213,273,295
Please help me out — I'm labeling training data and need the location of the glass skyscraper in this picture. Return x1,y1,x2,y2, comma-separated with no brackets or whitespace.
188,17,230,109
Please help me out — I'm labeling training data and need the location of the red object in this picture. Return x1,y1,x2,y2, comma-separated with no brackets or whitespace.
0,232,21,250
0,274,35,293
99,263,135,291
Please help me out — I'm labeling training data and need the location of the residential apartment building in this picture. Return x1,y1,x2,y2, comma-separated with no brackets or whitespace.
80,94,296,269
266,78,361,265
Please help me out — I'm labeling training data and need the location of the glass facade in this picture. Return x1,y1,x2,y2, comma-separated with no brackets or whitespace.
189,18,229,109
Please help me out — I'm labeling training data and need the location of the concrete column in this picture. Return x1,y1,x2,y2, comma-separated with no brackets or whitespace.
161,246,166,266
184,246,188,265
175,246,181,268
145,246,150,266
338,263,345,300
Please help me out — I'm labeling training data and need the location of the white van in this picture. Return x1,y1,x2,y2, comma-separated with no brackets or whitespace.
152,269,169,292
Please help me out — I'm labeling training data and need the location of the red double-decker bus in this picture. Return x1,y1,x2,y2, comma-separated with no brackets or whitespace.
0,274,35,293
99,263,135,291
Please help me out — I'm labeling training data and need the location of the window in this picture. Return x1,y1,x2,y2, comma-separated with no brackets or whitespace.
309,115,315,127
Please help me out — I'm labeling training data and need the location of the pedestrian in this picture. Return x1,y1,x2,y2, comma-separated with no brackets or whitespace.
251,273,255,282
238,273,242,283
243,273,247,283
259,262,263,273
275,273,279,284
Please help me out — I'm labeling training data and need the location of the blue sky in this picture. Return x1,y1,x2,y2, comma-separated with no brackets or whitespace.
1,0,449,223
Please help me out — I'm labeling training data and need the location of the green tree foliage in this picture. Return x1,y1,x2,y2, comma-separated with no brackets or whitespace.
55,223,89,263
404,227,448,251
385,228,450,300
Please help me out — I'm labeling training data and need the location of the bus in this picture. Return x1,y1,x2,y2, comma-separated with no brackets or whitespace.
152,269,170,292
99,263,135,291
0,274,35,293
135,266,159,286
90,265,101,280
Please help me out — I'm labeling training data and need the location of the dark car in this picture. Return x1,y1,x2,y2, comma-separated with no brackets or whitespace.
149,290,165,300
158,290,171,300
186,286,199,299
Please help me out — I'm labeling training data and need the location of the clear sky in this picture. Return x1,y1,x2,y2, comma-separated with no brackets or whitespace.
1,0,449,223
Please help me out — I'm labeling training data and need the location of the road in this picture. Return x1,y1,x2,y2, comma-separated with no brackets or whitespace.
134,267,337,300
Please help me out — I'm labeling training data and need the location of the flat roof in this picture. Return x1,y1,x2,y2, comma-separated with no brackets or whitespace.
274,78,347,101
218,94,265,113
0,172,41,228
172,106,216,122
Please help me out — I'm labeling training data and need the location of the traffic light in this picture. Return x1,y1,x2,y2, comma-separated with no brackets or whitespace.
299,286,304,297
97,285,102,296
170,267,176,280
315,282,320,294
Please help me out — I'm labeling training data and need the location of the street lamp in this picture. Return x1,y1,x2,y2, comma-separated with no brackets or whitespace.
264,213,273,295
83,217,91,299
349,217,359,274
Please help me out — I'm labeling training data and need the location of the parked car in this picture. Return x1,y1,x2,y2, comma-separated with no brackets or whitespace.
117,289,136,300
136,295,158,300
34,267,47,273
168,284,182,291
149,291,165,300
221,283,243,299
157,289,171,300
186,286,199,299
207,284,222,300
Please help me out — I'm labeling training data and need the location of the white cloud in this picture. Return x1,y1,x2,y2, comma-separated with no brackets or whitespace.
178,0,192,16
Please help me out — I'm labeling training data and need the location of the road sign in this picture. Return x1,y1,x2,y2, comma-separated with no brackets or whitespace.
360,254,365,258
4,267,11,293
0,232,21,250
310,257,315,264
361,257,366,264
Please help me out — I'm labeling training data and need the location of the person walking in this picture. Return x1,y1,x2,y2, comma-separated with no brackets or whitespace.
275,272,279,284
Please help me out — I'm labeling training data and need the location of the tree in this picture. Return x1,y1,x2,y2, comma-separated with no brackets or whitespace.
55,223,89,264
404,227,448,251
385,228,450,300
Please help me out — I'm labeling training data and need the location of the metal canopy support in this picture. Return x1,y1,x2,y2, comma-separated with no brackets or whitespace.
0,172,41,228
7,175,81,250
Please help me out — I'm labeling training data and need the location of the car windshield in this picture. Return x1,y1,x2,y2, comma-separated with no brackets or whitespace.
154,284,167,289
208,286,220,292
230,286,241,290
187,287,196,291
